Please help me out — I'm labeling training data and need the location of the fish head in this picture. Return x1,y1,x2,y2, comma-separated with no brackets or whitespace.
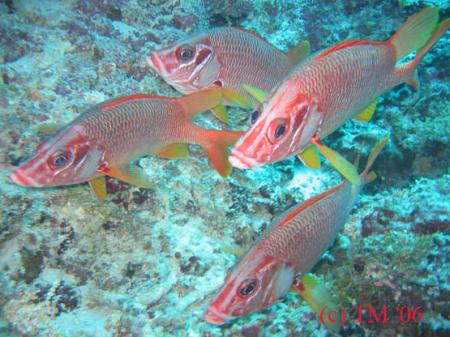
230,85,323,169
205,253,295,324
147,33,220,93
11,125,105,187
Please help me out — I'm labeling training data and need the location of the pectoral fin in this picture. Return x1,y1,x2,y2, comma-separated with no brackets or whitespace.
211,104,229,124
292,274,342,332
89,176,107,200
34,122,65,135
312,136,361,185
155,143,189,159
221,244,244,256
298,145,321,169
99,163,153,189
355,98,378,122
243,84,268,104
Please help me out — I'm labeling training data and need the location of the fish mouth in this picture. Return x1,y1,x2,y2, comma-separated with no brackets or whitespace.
10,169,42,187
229,150,262,169
204,307,231,325
147,52,165,75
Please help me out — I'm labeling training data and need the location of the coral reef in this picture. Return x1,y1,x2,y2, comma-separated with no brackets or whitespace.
0,0,449,336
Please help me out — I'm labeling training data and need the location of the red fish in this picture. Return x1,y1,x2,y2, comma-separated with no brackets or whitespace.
205,137,388,325
230,8,449,183
148,27,310,122
11,89,243,199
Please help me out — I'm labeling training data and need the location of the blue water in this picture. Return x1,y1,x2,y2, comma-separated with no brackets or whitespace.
0,1,449,336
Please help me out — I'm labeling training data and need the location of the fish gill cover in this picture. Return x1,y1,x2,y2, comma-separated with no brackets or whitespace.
0,1,449,337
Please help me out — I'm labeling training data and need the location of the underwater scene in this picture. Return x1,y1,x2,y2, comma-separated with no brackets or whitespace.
1,0,449,336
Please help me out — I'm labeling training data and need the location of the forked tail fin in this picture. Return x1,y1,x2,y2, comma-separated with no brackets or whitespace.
389,8,449,89
199,129,244,177
389,7,439,61
360,136,390,185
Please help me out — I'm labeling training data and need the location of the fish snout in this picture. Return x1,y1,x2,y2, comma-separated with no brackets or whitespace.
10,169,41,187
204,306,230,325
229,150,263,169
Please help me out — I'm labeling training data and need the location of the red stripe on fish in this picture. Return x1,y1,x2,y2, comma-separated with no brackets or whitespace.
316,40,385,60
278,181,346,227
101,94,166,112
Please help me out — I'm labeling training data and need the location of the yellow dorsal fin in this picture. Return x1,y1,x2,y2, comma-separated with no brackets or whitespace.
243,84,268,104
298,145,321,169
286,40,311,64
89,176,107,200
155,143,189,159
312,137,361,185
292,274,342,332
355,98,378,122
222,87,253,109
211,104,229,124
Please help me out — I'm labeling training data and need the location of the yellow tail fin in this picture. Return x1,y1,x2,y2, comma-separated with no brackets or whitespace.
389,7,439,60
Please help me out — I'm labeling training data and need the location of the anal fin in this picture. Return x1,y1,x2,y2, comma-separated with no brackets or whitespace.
243,84,268,104
355,98,379,122
211,104,229,124
406,70,420,91
298,145,321,169
155,143,189,159
89,175,107,200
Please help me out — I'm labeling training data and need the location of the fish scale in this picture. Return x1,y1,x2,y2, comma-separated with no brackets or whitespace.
288,45,396,138
259,181,357,272
80,99,189,163
206,137,388,325
148,27,308,109
11,89,243,191
209,28,293,104
230,8,449,174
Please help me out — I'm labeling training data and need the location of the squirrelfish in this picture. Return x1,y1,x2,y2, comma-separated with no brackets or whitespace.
148,27,310,122
205,137,388,325
230,8,449,183
11,89,243,199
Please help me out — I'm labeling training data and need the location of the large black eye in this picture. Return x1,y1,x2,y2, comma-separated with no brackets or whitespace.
54,155,67,166
48,150,71,170
250,110,259,124
177,45,194,61
238,279,258,297
275,124,286,138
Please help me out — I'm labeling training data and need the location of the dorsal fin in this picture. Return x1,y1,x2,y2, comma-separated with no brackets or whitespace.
277,182,346,227
235,27,272,45
101,94,165,112
286,40,311,64
316,40,383,60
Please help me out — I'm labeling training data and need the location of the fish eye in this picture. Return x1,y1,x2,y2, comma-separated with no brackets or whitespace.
238,279,258,298
275,125,286,138
267,118,288,144
176,45,194,61
48,150,71,169
250,110,260,124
